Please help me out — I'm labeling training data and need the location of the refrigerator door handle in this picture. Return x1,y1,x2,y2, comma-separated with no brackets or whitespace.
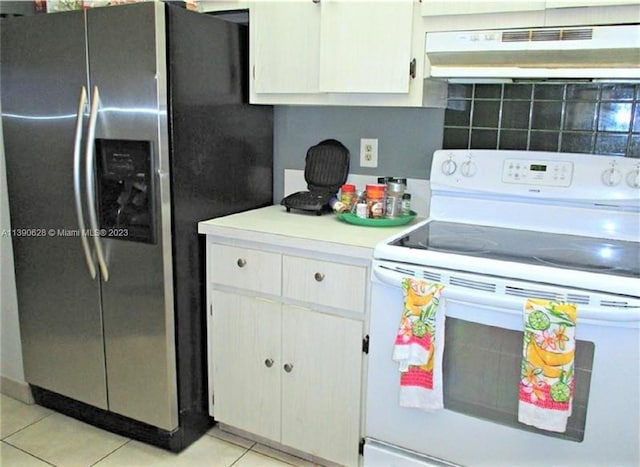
73,86,97,280
85,86,109,282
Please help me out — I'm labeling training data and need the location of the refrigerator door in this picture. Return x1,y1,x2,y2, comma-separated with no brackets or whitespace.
86,3,178,430
1,11,108,409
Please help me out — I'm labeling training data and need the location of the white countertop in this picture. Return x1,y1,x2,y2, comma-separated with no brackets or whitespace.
198,205,419,260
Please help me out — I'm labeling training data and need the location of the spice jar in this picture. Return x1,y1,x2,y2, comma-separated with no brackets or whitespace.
351,189,367,217
401,193,412,216
340,184,356,211
385,181,404,218
366,184,386,219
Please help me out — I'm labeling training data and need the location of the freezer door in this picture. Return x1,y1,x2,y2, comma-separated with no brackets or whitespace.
86,3,178,430
1,12,108,408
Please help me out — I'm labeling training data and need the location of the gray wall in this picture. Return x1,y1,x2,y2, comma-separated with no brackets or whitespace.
273,105,445,201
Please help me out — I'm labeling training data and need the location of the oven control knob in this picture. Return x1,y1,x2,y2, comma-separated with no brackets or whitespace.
460,160,477,177
627,167,640,189
441,158,457,176
601,167,622,186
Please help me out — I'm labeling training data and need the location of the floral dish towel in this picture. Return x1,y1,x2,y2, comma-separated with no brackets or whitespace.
392,278,445,411
519,298,578,432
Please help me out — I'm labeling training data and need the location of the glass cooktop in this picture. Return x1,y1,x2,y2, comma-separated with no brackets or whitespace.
390,221,640,278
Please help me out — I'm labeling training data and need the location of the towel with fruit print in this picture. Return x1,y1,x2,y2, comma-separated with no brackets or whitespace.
518,298,577,433
392,278,445,411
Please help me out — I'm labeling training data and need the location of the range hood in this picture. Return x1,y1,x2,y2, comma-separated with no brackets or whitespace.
425,24,640,79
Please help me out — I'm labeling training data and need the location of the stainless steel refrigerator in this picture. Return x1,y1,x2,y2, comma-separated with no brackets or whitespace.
1,2,272,451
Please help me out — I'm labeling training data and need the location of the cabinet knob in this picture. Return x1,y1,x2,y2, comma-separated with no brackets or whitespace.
237,258,247,268
264,358,274,368
312,0,320,3
283,363,294,373
314,272,325,282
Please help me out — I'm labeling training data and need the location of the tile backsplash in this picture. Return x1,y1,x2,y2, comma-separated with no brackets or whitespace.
443,82,639,158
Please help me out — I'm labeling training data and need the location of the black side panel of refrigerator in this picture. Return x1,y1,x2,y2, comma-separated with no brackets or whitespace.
165,4,274,447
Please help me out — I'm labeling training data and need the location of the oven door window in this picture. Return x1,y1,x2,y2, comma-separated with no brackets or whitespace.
443,317,595,442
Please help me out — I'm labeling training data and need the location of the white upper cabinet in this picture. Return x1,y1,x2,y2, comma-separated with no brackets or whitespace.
318,0,414,93
421,0,545,16
252,0,414,96
420,0,638,30
546,0,639,7
253,1,320,94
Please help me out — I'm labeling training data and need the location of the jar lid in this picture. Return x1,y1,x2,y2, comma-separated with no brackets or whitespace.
341,183,356,192
366,183,386,196
386,181,404,193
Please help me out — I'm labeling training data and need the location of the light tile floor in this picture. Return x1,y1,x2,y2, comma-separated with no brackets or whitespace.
0,394,319,467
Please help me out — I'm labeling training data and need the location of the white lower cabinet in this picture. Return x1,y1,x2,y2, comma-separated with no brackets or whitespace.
207,243,366,466
280,304,363,467
210,291,281,441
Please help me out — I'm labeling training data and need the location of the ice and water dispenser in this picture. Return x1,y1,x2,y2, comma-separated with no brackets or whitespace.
95,139,156,244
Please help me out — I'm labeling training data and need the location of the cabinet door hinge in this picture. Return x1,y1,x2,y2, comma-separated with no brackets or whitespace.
362,335,369,354
359,438,365,456
409,58,417,79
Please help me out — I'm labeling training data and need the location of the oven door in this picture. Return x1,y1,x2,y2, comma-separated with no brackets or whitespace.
365,260,640,467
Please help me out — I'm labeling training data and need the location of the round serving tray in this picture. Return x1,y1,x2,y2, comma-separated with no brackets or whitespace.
336,211,417,227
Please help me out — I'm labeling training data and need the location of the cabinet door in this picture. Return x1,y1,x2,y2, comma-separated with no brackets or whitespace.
210,291,281,441
281,305,363,467
253,1,320,94
319,0,414,93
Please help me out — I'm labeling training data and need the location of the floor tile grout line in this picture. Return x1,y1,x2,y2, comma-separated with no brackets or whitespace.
1,439,57,466
89,438,132,466
229,445,253,466
245,445,301,467
1,411,54,441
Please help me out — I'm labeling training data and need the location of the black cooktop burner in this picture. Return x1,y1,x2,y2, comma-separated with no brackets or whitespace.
391,221,640,278
423,235,499,254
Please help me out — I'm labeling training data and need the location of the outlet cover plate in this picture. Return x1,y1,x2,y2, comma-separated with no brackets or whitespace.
360,138,378,168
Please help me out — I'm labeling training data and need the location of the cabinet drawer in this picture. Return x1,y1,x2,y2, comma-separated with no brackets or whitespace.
210,244,281,295
282,256,366,313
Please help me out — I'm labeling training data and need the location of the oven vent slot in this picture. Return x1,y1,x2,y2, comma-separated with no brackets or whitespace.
393,266,418,276
600,299,632,308
565,293,591,305
450,276,496,292
506,287,590,305
422,271,442,282
501,28,593,43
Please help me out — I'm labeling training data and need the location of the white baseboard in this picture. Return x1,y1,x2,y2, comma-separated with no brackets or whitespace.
284,169,431,217
0,375,34,404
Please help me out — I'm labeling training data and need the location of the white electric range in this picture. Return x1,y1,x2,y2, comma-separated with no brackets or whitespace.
364,150,640,467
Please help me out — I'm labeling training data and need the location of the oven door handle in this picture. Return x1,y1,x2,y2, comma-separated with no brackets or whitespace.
373,266,640,325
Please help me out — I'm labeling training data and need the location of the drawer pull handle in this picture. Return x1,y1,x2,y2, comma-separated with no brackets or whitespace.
314,272,325,282
237,258,247,268
264,358,274,368
283,363,294,373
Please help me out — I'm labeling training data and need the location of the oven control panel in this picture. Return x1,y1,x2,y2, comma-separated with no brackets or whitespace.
502,159,573,187
431,150,640,202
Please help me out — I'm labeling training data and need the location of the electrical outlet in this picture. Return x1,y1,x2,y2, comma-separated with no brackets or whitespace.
360,138,378,168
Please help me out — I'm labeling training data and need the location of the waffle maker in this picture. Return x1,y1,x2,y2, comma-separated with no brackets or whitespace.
281,139,350,215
